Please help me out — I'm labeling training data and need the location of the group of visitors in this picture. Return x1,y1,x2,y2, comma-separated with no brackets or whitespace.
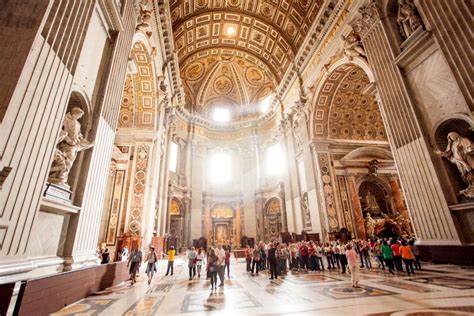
123,236,421,289
243,237,421,287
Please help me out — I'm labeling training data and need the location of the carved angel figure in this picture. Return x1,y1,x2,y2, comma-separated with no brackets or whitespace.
397,0,423,39
341,34,366,61
136,2,152,31
49,107,94,187
436,132,474,198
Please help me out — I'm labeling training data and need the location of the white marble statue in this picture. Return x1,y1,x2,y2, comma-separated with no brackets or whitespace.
436,132,474,198
341,34,366,61
397,0,423,39
49,107,94,187
365,213,375,237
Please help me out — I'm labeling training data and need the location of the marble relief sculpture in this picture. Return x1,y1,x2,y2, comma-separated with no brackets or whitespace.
436,132,474,198
364,191,380,214
341,34,366,61
49,107,94,187
397,0,423,39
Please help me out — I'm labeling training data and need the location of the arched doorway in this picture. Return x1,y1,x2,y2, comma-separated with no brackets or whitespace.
210,203,235,246
169,197,184,248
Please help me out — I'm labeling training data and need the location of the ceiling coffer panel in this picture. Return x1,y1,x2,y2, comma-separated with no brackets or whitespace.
171,0,324,121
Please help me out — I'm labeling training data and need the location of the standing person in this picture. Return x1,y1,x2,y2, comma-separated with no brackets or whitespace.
374,240,385,270
127,246,142,285
245,245,252,272
382,241,395,274
334,241,341,269
299,242,308,271
121,246,129,262
326,243,335,269
164,246,175,276
224,247,231,278
400,240,416,276
308,242,317,271
196,248,205,278
207,249,219,291
144,246,157,285
290,244,298,271
391,240,403,272
361,241,372,269
188,246,197,280
338,242,347,273
346,244,360,288
251,245,261,275
101,248,110,264
409,240,421,270
316,243,325,270
268,242,278,280
279,243,288,275
217,245,226,287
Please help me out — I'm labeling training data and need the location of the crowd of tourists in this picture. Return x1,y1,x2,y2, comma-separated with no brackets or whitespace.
123,236,421,289
242,237,421,287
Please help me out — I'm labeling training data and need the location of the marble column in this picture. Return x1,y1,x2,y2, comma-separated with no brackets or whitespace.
346,175,365,240
389,176,413,234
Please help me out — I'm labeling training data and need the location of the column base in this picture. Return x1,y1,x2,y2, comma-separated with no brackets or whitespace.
0,256,65,284
63,254,100,271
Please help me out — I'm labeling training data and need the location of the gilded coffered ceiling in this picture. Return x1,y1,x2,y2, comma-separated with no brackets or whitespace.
170,0,324,121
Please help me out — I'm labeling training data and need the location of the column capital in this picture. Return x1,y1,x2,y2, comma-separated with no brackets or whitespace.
350,2,381,40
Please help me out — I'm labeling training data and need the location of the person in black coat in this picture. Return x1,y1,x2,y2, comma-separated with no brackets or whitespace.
268,242,278,280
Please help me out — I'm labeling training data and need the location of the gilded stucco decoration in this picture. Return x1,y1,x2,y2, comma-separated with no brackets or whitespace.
170,0,324,121
312,64,386,141
118,41,157,129
129,145,149,234
170,197,183,216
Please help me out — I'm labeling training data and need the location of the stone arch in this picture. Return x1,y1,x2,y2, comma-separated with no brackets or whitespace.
357,175,393,217
311,62,386,141
263,197,282,242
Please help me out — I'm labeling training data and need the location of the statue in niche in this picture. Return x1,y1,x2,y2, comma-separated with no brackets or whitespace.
436,132,474,198
49,107,94,187
364,191,380,214
341,34,366,61
365,213,375,237
397,0,423,39
301,192,311,227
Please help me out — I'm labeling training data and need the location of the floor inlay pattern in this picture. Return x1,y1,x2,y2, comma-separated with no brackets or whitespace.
53,257,474,315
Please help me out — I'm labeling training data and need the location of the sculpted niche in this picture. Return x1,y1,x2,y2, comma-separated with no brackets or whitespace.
49,107,94,188
436,132,474,199
397,0,423,39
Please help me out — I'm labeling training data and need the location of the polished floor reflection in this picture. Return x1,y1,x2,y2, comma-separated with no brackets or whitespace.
53,257,474,315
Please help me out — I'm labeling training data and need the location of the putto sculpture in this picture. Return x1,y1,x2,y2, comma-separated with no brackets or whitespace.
436,132,474,198
341,34,366,61
48,107,94,188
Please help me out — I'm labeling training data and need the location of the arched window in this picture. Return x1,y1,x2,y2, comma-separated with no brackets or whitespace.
266,143,285,176
210,152,232,183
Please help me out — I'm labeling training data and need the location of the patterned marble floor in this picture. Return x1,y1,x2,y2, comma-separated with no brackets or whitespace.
53,257,474,316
